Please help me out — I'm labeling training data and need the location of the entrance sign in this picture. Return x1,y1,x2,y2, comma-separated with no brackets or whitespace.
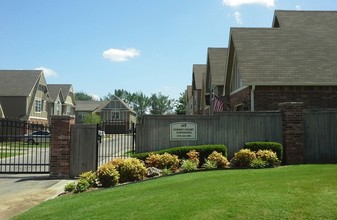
170,122,197,141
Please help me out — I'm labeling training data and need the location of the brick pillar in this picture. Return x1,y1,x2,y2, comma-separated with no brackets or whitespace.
50,115,75,178
278,102,304,164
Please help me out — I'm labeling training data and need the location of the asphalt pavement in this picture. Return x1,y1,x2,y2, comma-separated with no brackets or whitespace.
0,174,73,219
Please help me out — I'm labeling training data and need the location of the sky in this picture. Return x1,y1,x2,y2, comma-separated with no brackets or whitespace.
1,0,337,100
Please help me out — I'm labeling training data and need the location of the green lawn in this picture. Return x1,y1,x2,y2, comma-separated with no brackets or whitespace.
14,165,337,220
0,152,21,158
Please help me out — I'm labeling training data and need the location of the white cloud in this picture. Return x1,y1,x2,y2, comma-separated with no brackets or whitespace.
90,93,100,101
234,11,243,24
35,67,58,77
223,0,275,8
102,48,140,62
296,5,301,10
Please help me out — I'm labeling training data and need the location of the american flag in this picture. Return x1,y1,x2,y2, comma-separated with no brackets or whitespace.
213,95,224,112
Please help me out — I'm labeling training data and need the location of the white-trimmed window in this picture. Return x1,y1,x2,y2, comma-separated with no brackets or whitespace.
35,99,42,113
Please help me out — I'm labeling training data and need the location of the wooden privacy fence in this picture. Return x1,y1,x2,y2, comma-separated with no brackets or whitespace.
304,110,337,163
136,112,283,158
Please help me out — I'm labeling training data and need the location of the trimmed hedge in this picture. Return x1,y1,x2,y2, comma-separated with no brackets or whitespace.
243,142,283,160
133,144,228,166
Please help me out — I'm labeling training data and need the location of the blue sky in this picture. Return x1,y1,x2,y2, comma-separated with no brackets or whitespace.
1,0,337,100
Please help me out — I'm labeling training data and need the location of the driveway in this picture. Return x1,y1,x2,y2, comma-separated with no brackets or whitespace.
0,174,72,219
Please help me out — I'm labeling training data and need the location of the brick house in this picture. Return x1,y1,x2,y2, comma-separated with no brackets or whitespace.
223,10,337,111
191,64,207,115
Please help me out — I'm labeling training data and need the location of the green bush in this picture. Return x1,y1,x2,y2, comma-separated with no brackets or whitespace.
256,150,280,166
134,144,228,166
79,171,97,187
96,163,120,187
249,158,268,169
231,149,256,167
64,182,76,193
74,179,90,193
110,158,147,183
145,153,180,170
180,159,198,172
244,142,283,160
202,159,217,170
207,151,229,168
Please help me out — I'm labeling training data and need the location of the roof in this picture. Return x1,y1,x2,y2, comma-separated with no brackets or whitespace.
207,48,227,86
75,100,109,112
228,10,337,87
47,85,64,102
273,10,337,29
0,70,43,96
192,64,207,90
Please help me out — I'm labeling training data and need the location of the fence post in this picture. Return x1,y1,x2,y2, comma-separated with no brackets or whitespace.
50,115,75,178
278,102,305,164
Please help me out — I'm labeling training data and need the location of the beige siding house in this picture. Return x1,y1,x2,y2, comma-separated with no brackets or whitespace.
0,70,51,124
48,84,76,117
192,64,207,115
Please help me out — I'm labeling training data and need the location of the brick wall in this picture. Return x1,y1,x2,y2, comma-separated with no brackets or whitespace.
278,102,304,164
255,86,337,111
229,87,250,110
50,115,75,178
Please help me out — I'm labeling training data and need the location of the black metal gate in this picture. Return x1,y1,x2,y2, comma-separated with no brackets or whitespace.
97,121,136,166
0,119,50,173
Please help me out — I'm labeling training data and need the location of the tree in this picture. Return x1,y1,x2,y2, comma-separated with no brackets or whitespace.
83,113,102,124
131,92,150,118
150,93,174,115
175,92,186,115
75,92,94,101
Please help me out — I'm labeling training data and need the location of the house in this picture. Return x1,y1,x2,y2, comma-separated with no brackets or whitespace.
205,48,228,114
223,10,337,111
191,64,207,115
47,84,76,117
185,85,193,115
75,96,137,124
0,70,51,124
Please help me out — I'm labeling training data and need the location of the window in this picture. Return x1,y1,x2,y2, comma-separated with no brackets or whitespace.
56,101,61,115
111,112,119,120
66,106,71,115
35,99,42,113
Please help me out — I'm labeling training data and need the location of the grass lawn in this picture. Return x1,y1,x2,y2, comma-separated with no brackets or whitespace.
0,152,21,158
14,164,337,220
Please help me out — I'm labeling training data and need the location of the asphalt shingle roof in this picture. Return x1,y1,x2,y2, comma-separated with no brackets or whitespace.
230,10,337,86
207,48,227,86
192,64,207,90
0,70,42,96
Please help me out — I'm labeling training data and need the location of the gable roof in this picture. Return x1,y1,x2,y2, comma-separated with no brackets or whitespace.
207,48,227,86
0,70,44,96
47,85,64,102
75,100,109,112
192,64,207,90
225,10,337,94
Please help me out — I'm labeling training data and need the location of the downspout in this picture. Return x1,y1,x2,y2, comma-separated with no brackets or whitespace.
250,85,255,112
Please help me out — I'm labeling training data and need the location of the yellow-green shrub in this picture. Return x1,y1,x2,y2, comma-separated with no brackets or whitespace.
79,170,97,187
186,150,200,165
207,151,229,168
110,158,147,183
96,163,119,187
231,149,256,167
256,150,280,166
145,153,180,170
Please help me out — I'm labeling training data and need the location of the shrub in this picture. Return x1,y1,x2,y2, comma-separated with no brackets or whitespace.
64,182,76,193
256,150,280,166
110,158,147,183
96,163,120,187
79,171,97,187
207,151,229,168
180,159,198,172
74,179,90,193
249,158,268,169
145,153,180,170
161,168,172,176
231,149,256,167
244,142,283,160
134,144,228,167
186,150,200,165
202,159,217,170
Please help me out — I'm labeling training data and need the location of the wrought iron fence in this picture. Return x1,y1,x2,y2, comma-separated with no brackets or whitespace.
0,119,50,173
